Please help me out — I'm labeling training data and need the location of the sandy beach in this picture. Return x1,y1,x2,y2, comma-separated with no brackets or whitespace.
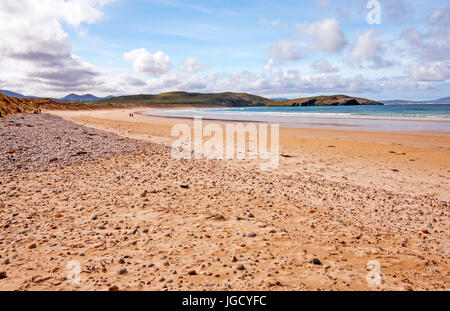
54,108,450,201
0,108,448,291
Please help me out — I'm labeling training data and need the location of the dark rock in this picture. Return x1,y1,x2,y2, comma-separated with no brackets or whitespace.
311,258,322,265
118,268,128,275
236,264,245,271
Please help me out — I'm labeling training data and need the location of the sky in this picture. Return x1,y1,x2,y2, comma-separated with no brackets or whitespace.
0,0,449,100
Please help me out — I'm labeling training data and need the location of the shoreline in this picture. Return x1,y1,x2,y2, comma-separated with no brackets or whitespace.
142,109,450,123
50,106,450,145
140,108,450,133
50,108,450,200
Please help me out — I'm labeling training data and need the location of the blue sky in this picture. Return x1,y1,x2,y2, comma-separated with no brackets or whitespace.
0,0,449,100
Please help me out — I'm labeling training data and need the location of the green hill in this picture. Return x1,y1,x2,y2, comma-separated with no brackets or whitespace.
94,92,271,107
94,92,383,107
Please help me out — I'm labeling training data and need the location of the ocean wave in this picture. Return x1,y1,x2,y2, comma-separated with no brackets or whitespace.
143,109,450,122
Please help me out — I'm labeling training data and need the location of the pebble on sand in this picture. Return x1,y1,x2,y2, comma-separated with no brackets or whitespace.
0,271,7,279
118,268,128,275
187,270,197,275
246,232,257,238
311,258,322,265
109,285,120,291
28,243,37,249
267,280,281,287
236,264,245,271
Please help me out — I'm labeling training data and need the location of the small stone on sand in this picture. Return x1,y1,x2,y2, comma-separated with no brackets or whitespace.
311,258,322,265
118,268,128,275
236,264,245,271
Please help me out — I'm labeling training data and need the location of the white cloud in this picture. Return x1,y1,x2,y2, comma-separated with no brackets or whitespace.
124,48,172,76
265,18,346,69
402,8,450,62
264,58,275,72
108,68,392,98
349,29,393,68
311,59,339,73
298,18,347,53
212,70,383,96
180,57,211,73
0,0,116,96
142,72,209,94
59,0,115,25
428,8,448,24
268,40,304,64
409,62,450,81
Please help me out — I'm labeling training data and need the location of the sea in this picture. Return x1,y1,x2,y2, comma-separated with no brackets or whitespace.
143,104,450,132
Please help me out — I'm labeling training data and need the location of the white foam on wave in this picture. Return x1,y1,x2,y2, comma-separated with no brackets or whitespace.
143,108,450,122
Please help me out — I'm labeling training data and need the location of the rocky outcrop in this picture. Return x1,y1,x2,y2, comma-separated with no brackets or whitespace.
287,95,383,107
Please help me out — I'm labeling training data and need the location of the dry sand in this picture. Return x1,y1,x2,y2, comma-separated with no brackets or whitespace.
0,107,448,291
